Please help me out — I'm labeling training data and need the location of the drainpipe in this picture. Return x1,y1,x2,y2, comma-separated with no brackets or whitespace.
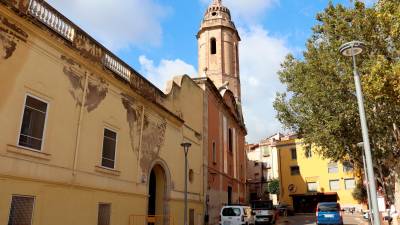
137,105,145,181
72,73,89,176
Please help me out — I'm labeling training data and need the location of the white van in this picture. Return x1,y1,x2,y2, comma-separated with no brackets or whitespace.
220,205,255,225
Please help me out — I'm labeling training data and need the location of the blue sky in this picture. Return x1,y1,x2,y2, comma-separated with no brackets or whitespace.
47,0,376,143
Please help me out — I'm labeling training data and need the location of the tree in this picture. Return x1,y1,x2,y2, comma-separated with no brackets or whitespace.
268,179,280,195
274,0,400,202
352,182,368,204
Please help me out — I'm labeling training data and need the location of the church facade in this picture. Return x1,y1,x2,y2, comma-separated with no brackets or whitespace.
195,1,247,225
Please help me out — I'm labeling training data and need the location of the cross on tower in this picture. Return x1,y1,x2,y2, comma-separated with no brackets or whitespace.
212,0,222,5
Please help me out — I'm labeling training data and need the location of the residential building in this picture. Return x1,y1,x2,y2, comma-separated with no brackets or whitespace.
194,1,247,225
246,133,282,204
0,1,205,225
274,134,361,213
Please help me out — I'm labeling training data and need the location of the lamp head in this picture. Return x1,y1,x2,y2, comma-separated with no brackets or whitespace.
181,142,192,154
339,41,365,57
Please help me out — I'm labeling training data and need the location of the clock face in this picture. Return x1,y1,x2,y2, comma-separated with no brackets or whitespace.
288,184,297,193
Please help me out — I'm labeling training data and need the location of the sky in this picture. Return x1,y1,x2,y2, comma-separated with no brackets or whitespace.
46,0,376,143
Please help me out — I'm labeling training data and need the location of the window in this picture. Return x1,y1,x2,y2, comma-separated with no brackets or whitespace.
18,95,48,151
329,180,340,191
210,38,216,54
97,203,111,225
290,166,300,175
101,129,117,169
307,182,318,192
212,142,217,164
222,207,241,216
344,178,356,190
305,145,312,158
328,162,338,173
189,208,195,225
228,128,233,152
291,148,297,160
8,195,35,225
343,161,353,172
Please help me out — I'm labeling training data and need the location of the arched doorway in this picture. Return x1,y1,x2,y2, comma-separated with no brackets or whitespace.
148,164,167,225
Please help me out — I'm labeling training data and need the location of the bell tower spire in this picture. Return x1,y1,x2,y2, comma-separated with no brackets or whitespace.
197,0,242,102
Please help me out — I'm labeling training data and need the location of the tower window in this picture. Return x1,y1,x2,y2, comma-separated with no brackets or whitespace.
210,38,216,55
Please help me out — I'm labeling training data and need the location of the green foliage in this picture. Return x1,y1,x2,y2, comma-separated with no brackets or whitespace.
274,0,400,201
352,182,368,203
268,179,280,195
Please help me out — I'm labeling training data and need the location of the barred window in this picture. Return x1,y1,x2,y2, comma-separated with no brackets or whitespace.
329,180,340,191
345,178,356,190
343,161,354,172
291,148,297,160
19,95,48,151
8,195,35,225
101,129,117,169
97,203,111,225
328,162,338,173
307,182,318,192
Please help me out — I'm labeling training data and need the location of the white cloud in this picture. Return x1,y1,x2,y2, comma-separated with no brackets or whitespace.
239,25,290,143
200,0,278,23
138,56,197,92
46,0,170,50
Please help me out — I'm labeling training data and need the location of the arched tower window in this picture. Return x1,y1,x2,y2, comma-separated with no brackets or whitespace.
210,38,217,55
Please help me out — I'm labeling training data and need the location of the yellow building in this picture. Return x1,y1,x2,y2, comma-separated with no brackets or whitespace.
275,134,361,213
0,1,204,225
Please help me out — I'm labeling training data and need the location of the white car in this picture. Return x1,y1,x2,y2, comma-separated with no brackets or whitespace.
220,205,255,225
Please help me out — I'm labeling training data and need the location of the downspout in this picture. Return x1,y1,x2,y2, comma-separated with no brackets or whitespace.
72,73,89,176
137,105,145,181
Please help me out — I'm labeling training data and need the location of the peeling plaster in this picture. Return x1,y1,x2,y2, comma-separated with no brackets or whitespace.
85,78,108,112
0,16,28,60
60,55,84,106
140,117,167,173
121,93,141,155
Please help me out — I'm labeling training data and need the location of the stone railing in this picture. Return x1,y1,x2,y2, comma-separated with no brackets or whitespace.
28,0,75,42
103,54,131,81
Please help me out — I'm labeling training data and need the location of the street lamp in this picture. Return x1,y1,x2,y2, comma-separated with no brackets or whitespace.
357,142,373,224
181,142,192,225
340,41,381,225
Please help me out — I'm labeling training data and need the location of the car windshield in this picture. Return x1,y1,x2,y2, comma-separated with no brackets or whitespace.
318,203,340,212
252,201,273,209
222,208,241,216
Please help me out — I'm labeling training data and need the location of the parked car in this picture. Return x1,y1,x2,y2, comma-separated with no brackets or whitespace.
251,200,278,225
276,204,295,216
220,205,255,225
316,202,343,225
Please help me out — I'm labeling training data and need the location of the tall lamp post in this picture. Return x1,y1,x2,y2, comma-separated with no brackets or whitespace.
339,41,381,225
358,142,374,224
181,142,192,225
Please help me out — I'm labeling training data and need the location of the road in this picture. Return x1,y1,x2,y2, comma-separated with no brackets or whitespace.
277,213,366,225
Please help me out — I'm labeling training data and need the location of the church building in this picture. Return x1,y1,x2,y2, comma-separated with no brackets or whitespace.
194,1,247,225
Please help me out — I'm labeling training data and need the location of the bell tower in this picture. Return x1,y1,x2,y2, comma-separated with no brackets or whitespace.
197,0,241,102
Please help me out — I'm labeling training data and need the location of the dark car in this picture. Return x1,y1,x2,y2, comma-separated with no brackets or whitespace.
316,202,343,225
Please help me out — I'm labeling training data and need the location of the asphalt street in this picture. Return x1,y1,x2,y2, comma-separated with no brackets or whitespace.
277,213,366,225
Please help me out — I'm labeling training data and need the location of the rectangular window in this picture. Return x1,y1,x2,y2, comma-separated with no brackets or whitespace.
290,166,300,175
328,162,338,173
291,148,297,160
101,129,117,169
228,128,233,152
307,182,318,192
344,178,356,190
305,145,312,158
212,142,216,164
189,208,195,225
329,180,340,191
343,161,354,172
8,195,35,225
18,95,48,151
97,203,111,225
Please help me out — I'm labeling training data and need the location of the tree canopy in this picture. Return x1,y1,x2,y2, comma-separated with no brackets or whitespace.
273,0,400,201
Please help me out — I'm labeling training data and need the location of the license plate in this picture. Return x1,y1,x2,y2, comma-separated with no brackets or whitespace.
223,221,231,225
325,214,334,218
